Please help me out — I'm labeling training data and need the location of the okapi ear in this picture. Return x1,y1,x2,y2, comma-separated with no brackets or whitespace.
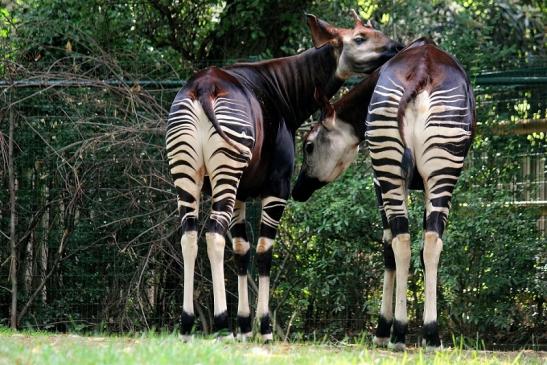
350,9,364,27
306,14,338,48
321,109,336,130
314,87,336,130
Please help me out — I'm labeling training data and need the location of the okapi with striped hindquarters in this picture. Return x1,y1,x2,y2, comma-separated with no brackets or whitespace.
292,38,476,350
166,12,402,340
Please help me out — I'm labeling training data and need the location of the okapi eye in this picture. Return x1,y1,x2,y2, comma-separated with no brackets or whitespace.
353,36,366,45
305,142,314,154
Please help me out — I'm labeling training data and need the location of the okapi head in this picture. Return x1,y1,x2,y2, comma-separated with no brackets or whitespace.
292,86,363,202
307,10,403,78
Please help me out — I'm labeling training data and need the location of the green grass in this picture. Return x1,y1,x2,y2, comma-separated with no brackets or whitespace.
0,330,544,365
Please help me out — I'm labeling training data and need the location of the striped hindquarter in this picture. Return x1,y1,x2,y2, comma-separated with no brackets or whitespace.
166,95,254,337
366,78,472,234
366,76,473,349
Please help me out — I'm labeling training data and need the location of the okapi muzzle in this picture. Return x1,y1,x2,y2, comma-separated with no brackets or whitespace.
292,171,327,202
376,41,405,68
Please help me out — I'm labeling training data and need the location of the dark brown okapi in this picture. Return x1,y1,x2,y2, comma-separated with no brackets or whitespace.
166,12,402,340
292,38,476,350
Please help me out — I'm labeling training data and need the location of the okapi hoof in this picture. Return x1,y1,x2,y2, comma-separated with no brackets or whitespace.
237,315,252,340
422,342,443,352
213,311,230,331
236,332,253,342
179,334,193,342
389,320,407,351
373,336,390,347
259,314,273,342
375,315,393,340
422,322,442,350
261,333,273,343
215,332,235,342
180,311,195,336
388,342,406,352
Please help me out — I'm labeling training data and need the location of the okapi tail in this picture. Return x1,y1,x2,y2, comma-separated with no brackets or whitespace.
396,52,431,182
197,89,245,154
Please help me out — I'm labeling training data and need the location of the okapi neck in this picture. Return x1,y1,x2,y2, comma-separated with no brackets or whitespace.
228,45,344,132
335,71,380,141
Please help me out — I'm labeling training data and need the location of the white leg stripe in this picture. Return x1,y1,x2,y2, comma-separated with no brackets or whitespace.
237,275,250,317
206,232,227,315
423,232,443,324
257,276,270,317
181,231,198,314
380,270,395,321
392,234,411,324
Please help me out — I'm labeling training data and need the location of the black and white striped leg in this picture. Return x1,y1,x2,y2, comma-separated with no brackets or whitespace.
417,124,465,349
420,186,450,349
230,200,252,340
374,229,395,346
256,196,287,341
388,207,411,351
370,173,410,350
373,179,395,346
365,79,411,350
166,104,204,339
204,137,250,339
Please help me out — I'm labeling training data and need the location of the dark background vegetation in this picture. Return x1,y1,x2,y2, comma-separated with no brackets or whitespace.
0,0,545,347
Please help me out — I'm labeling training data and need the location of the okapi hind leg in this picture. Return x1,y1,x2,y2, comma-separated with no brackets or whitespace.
382,183,411,351
256,195,287,342
420,182,452,349
229,200,252,340
166,97,205,339
204,134,251,339
418,131,467,349
373,179,395,347
421,230,443,350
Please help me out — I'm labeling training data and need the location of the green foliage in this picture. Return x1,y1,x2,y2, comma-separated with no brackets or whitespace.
357,0,545,73
276,160,383,337
4,0,544,74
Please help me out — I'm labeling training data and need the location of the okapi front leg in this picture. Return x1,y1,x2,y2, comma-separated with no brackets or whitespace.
256,196,287,341
230,200,252,339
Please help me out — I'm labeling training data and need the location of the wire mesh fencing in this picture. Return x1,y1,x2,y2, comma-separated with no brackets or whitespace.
0,56,545,346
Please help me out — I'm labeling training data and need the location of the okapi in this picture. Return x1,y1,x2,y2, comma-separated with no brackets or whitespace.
166,12,402,340
292,38,476,350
